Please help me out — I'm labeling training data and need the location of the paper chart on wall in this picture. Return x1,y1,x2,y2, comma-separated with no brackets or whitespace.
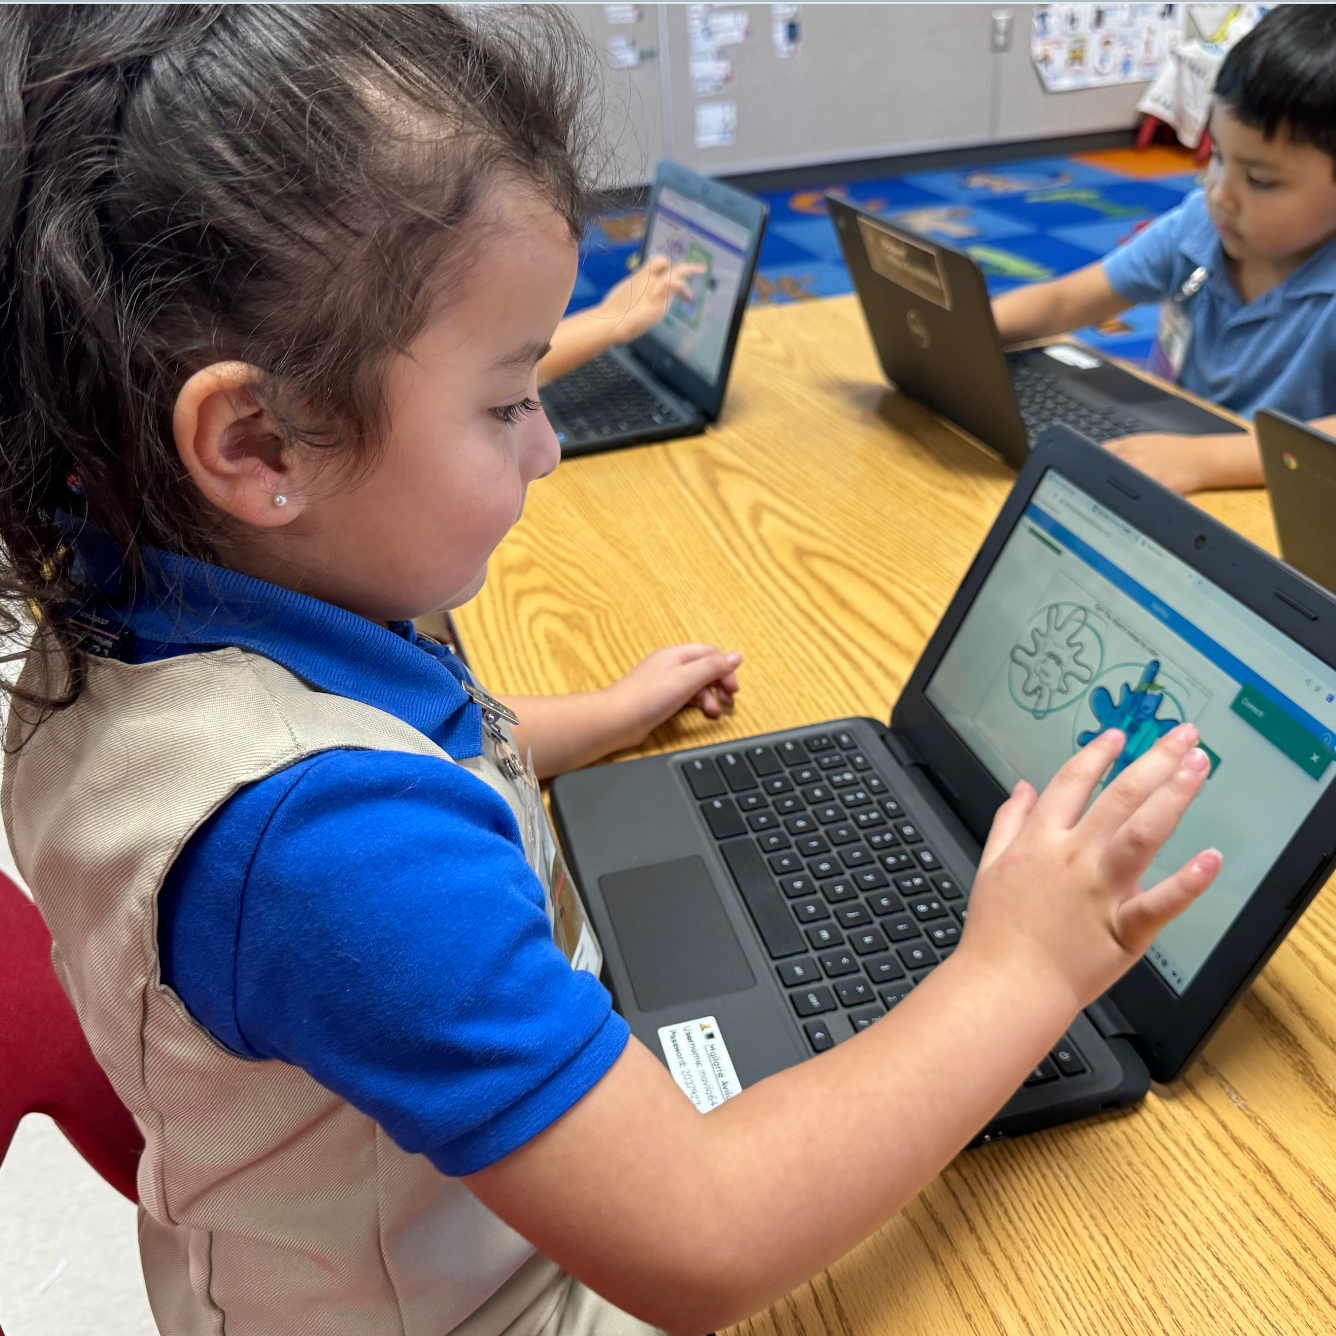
694,100,737,149
1031,3,1179,92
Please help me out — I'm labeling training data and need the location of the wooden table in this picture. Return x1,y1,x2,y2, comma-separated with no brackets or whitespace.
453,295,1336,1335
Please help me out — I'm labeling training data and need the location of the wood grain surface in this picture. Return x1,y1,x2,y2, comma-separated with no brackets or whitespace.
453,294,1336,1334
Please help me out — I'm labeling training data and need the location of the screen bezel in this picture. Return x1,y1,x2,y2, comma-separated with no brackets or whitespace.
891,427,1336,1081
627,160,768,421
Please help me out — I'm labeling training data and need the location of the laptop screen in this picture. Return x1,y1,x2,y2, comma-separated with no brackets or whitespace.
925,470,1336,995
639,184,755,387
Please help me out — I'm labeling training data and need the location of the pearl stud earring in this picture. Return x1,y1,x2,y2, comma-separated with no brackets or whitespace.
273,494,288,508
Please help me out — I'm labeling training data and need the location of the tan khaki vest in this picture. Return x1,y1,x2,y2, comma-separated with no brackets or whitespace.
2,642,598,1336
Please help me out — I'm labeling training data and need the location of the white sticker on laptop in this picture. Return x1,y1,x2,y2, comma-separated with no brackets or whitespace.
658,1016,742,1112
1043,343,1101,370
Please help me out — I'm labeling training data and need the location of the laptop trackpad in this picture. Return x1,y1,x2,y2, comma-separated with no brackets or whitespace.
600,857,756,1012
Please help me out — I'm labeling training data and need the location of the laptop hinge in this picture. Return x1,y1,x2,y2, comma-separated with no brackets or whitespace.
1085,994,1137,1041
881,728,925,771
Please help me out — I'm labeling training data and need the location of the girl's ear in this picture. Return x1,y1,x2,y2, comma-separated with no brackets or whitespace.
173,363,305,528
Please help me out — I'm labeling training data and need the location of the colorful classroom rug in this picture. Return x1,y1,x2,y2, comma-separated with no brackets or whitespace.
571,144,1204,368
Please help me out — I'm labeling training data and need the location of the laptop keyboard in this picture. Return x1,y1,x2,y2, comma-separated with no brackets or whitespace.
679,729,1089,1083
1008,356,1141,447
539,351,689,445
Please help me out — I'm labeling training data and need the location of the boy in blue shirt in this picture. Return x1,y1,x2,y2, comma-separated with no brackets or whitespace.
993,6,1336,494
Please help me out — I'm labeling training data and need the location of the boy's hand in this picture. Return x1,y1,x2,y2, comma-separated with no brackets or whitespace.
960,723,1221,1012
1104,430,1264,494
595,255,708,345
603,644,742,752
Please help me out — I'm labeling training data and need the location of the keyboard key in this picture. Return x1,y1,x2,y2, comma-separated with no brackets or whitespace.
829,768,858,787
881,797,906,820
701,798,745,840
835,730,858,750
794,770,822,789
895,873,929,897
880,850,915,874
779,874,818,899
932,875,964,900
864,952,906,984
909,896,947,922
719,838,805,958
783,813,817,836
802,784,834,803
827,823,860,845
898,941,938,971
808,855,840,879
738,792,768,813
796,834,830,857
777,739,804,766
817,752,847,771
805,734,835,753
804,1018,836,1052
1023,1056,1060,1087
852,863,888,889
820,878,859,903
883,912,920,943
763,775,794,796
818,948,860,978
866,891,904,917
895,821,923,844
953,904,968,926
835,903,870,929
773,794,804,816
848,1004,885,1031
777,957,822,987
813,804,844,825
719,752,757,792
878,984,914,1010
747,811,779,832
746,745,782,777
867,829,902,851
683,757,727,800
849,752,873,772
792,897,830,923
837,978,874,1007
849,927,889,956
806,924,843,949
757,831,791,854
928,923,961,950
865,775,888,794
768,851,802,875
1052,1038,1088,1077
840,845,872,867
791,986,836,1017
915,847,942,871
854,809,885,830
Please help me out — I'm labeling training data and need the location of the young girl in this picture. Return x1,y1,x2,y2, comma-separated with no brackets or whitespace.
0,8,1221,1336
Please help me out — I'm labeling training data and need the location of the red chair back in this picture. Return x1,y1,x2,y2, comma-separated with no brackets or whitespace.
0,870,143,1201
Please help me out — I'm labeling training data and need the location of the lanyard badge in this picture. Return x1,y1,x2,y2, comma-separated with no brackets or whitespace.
1148,265,1207,384
464,682,525,780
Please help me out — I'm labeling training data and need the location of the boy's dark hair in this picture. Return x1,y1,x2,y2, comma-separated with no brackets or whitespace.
0,3,599,714
1214,5,1336,167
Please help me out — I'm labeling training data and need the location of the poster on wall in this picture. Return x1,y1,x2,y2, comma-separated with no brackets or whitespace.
1031,3,1179,91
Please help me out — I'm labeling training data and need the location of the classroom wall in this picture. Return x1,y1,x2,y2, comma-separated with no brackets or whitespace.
568,3,1150,186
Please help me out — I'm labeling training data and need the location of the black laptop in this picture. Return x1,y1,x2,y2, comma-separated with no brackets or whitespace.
551,428,1336,1141
827,197,1246,469
1257,409,1336,594
540,161,768,458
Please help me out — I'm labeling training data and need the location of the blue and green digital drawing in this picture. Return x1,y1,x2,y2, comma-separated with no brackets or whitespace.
1077,660,1182,778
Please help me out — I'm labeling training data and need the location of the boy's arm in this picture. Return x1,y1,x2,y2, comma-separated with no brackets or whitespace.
467,727,1220,1332
992,260,1132,345
537,257,705,387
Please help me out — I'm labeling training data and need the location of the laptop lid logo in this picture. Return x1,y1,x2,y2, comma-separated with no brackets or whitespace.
906,309,931,348
857,215,954,311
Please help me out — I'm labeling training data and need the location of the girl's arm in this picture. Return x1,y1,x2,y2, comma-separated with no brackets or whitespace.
468,726,1219,1333
537,256,706,387
992,260,1131,345
498,644,741,778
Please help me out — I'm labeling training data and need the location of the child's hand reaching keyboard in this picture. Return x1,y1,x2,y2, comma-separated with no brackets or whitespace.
958,722,1221,1012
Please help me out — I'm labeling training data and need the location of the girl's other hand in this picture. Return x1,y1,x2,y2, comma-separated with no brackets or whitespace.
959,723,1221,1013
605,644,742,750
596,255,708,345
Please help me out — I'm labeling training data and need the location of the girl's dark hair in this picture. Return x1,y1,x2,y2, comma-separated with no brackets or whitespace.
1214,5,1336,169
0,3,599,713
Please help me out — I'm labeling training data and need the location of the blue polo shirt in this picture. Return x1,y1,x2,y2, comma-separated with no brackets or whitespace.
1102,189,1336,421
91,547,628,1177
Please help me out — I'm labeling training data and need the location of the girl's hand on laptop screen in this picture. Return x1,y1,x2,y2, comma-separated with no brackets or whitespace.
597,254,708,344
958,723,1221,1013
